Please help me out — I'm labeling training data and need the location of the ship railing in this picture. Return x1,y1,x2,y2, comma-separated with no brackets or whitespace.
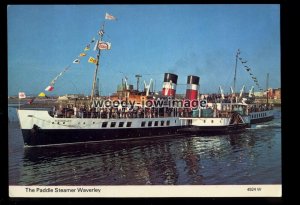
50,108,188,119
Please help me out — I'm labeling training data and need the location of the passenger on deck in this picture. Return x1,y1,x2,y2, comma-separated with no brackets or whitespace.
73,106,77,117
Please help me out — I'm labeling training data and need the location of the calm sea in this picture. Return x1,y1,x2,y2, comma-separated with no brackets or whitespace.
8,106,281,185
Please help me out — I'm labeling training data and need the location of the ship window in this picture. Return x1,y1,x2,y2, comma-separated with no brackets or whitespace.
63,122,65,124
110,122,116,127
166,120,170,126
83,122,85,124
175,120,176,123
141,121,146,127
119,122,124,127
126,122,132,127
154,121,158,126
161,121,164,126
52,122,54,124
211,120,214,123
148,121,152,126
102,122,108,127
93,122,95,124
204,120,206,123
57,122,59,124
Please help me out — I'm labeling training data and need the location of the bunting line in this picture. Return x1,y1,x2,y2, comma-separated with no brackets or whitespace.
44,12,117,93
237,49,262,90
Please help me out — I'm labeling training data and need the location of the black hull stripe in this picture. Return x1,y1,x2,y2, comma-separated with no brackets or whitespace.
22,123,248,146
22,126,182,146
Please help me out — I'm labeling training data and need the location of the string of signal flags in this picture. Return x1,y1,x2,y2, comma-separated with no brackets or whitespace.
236,49,263,91
44,12,116,92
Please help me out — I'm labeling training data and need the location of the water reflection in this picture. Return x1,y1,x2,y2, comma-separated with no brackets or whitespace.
20,123,278,185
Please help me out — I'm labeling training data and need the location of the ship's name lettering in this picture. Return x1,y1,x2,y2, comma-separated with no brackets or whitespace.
25,187,101,193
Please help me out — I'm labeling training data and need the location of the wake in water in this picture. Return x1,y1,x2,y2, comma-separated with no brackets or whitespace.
249,122,281,129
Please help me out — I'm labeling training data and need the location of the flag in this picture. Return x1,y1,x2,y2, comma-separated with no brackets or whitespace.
73,59,80,64
27,98,34,104
98,30,104,36
84,44,90,51
18,92,26,99
98,41,111,50
88,57,97,64
105,12,116,20
45,85,54,91
79,53,86,57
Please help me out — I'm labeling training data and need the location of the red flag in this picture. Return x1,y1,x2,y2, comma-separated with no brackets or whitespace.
45,86,54,91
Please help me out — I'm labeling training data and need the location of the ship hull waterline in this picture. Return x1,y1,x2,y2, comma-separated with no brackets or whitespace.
178,124,248,135
21,126,185,146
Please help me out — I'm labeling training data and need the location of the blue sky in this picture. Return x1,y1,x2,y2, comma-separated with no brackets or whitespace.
8,4,280,96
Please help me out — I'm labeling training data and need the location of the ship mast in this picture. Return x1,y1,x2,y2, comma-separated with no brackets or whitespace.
266,72,269,105
91,23,105,102
233,49,240,94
